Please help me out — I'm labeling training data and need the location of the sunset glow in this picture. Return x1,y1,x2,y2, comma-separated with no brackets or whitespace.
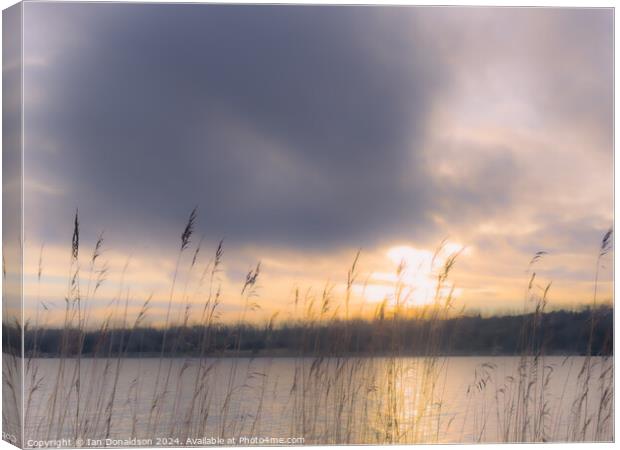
358,243,466,307
16,4,612,324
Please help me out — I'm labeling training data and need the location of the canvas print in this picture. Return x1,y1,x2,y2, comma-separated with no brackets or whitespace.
2,2,614,448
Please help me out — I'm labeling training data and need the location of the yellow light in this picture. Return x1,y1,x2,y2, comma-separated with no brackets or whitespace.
363,242,464,306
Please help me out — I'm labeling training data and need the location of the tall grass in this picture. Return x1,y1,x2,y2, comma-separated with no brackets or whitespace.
2,249,23,446
21,211,614,445
463,232,614,443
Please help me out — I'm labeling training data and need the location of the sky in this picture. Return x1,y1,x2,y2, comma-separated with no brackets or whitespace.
18,4,613,325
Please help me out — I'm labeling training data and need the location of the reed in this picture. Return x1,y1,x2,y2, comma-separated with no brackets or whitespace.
19,211,614,444
463,231,613,443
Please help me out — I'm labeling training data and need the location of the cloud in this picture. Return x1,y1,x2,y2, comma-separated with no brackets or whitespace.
20,3,613,309
23,4,452,249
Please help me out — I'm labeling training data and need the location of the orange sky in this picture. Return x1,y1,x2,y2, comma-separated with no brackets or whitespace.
13,5,613,326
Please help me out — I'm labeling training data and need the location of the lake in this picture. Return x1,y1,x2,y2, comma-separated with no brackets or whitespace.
24,356,613,446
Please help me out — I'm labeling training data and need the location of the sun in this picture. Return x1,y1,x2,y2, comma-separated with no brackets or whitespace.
362,242,464,307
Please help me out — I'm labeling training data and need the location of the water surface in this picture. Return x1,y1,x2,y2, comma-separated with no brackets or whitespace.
24,356,613,445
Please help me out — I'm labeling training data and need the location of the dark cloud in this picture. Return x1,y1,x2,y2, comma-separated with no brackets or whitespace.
24,4,445,249
22,4,613,253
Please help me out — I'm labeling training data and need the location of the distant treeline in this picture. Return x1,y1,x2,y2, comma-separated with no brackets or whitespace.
15,306,613,357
